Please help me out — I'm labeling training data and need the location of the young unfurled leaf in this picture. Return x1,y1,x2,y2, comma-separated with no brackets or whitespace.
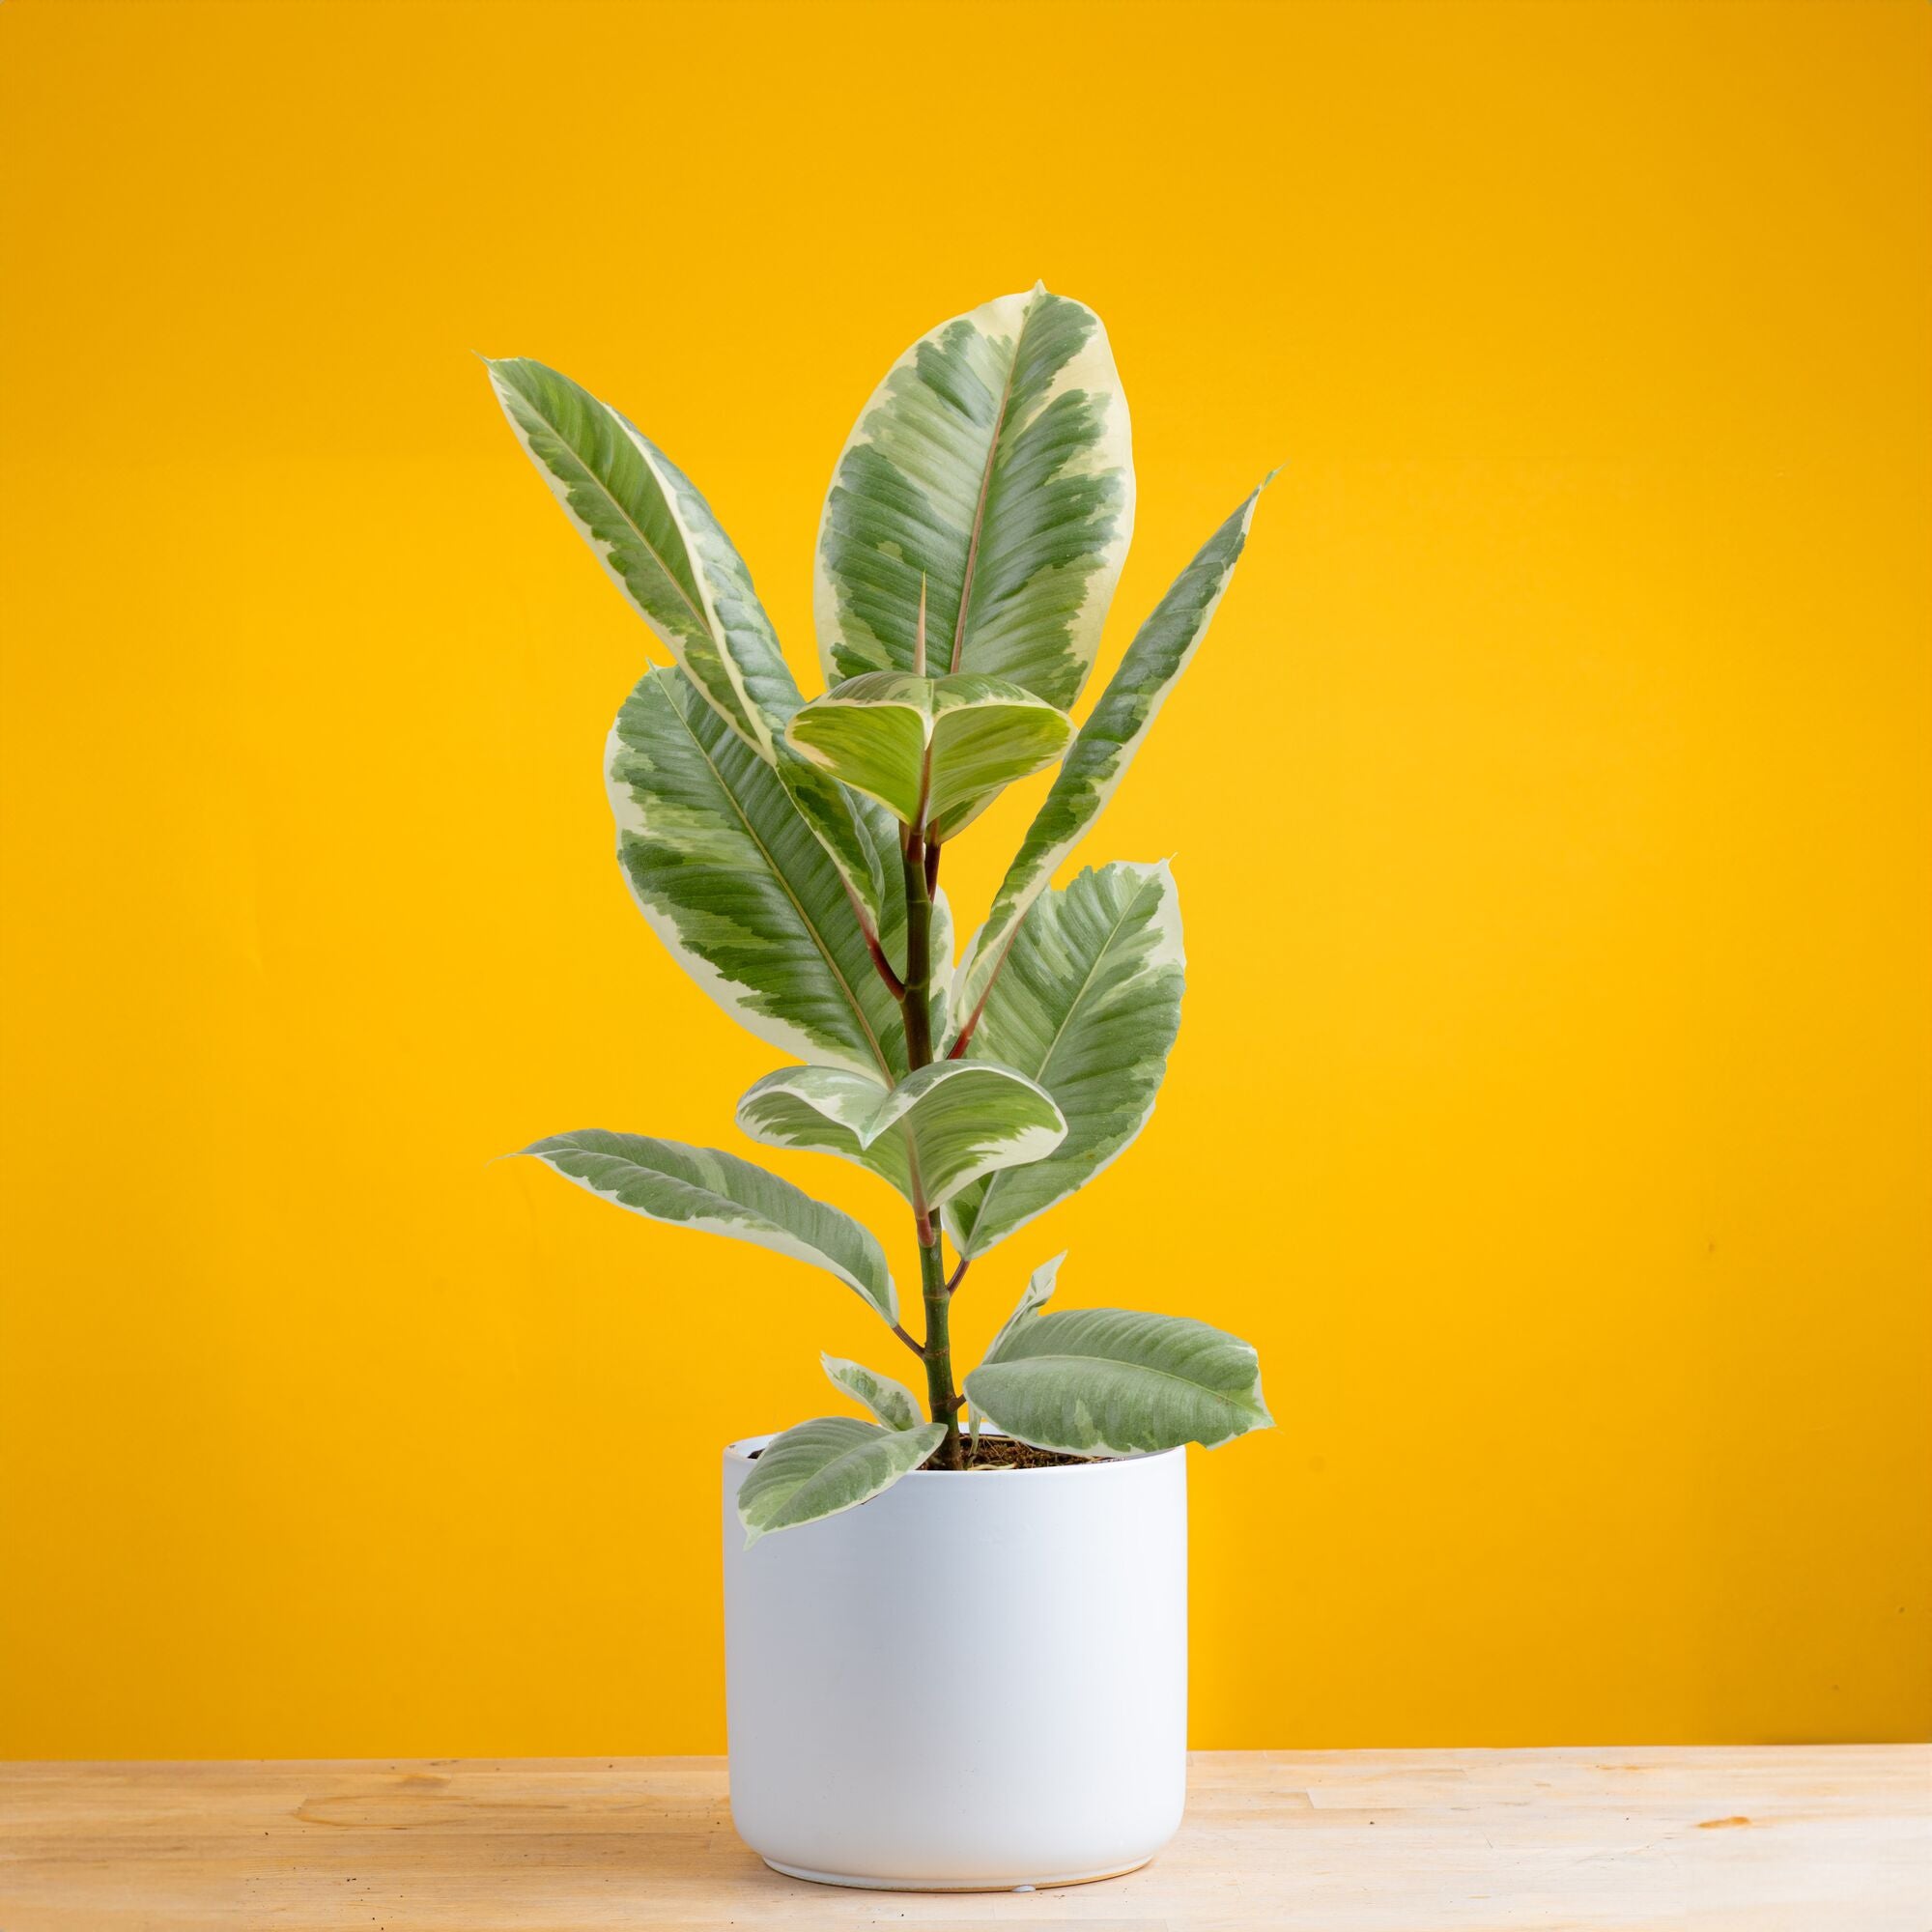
738,1416,946,1545
964,1307,1272,1457
786,671,1072,842
822,1354,924,1431
947,864,1183,1259
816,287,1134,712
517,1131,897,1325
736,1060,1066,1211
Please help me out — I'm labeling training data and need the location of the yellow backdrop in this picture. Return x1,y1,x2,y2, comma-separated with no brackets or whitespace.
2,0,1927,1757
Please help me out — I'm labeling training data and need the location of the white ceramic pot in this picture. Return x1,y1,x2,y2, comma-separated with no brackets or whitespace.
720,1434,1188,1890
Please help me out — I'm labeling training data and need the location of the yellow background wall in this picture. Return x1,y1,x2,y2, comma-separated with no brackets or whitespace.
2,0,1927,1757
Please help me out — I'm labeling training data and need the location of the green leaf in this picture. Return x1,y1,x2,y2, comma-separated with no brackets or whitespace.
488,357,792,762
816,287,1133,711
822,1354,924,1431
518,1130,896,1325
964,1308,1272,1458
610,668,910,1079
786,671,1073,841
946,864,1183,1259
736,1060,1066,1211
738,1415,946,1545
950,485,1267,1043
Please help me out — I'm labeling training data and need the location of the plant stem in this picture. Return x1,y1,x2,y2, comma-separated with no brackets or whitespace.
896,826,962,1464
900,834,934,1069
918,1228,962,1463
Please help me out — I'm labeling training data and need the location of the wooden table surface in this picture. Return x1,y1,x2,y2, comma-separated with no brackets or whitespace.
1,1748,1925,1930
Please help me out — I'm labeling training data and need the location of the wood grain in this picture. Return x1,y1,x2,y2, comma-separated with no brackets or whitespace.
0,1748,1924,1929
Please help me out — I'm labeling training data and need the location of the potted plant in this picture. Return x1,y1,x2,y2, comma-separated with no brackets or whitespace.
491,287,1274,1891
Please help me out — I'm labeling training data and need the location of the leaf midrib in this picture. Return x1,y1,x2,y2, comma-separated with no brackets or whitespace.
949,294,1037,673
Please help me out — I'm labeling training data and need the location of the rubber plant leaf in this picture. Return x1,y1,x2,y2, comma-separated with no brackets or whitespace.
738,1416,946,1546
609,668,910,1079
816,286,1133,711
821,1354,924,1432
517,1131,896,1326
489,356,792,760
946,863,1182,1259
490,356,892,940
949,484,1266,1046
735,1061,1066,1211
786,670,1073,842
964,1306,1272,1458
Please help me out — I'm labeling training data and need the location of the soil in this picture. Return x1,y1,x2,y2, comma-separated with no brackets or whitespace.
742,1436,1103,1470
952,1436,1103,1471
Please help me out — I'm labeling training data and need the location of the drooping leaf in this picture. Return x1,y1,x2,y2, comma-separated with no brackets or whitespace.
786,671,1072,840
738,1415,946,1545
964,1308,1272,1457
518,1131,897,1324
609,668,909,1079
946,864,1182,1258
816,287,1133,711
822,1354,925,1431
736,1060,1066,1211
489,357,792,761
950,485,1267,1042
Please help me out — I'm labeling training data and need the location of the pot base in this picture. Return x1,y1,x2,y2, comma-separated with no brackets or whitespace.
762,1855,1153,1892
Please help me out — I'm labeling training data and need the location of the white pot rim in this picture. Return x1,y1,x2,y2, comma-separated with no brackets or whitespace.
724,1432,1182,1477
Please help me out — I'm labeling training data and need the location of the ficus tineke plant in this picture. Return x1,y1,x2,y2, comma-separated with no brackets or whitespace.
493,286,1274,1545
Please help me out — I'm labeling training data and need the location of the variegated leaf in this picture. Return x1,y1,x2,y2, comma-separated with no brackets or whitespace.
950,486,1267,1043
734,1065,911,1197
491,357,892,939
489,357,791,760
738,1415,946,1545
518,1131,896,1324
609,668,908,1080
822,1354,924,1431
736,1060,1066,1211
946,864,1182,1258
786,670,1073,840
964,1308,1272,1457
816,287,1133,711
